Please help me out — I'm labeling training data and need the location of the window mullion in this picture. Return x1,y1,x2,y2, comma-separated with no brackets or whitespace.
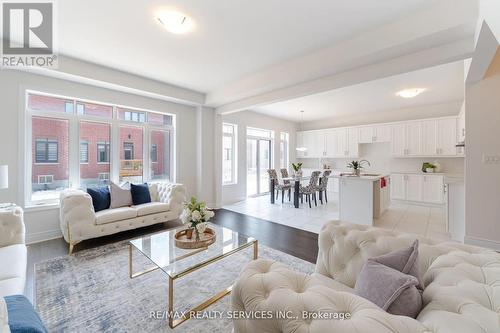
69,117,80,189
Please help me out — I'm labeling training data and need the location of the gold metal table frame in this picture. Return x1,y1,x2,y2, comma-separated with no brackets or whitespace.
129,239,258,328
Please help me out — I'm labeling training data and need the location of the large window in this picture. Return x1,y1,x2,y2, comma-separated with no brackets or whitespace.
26,92,175,205
97,142,110,163
80,122,111,188
223,123,237,185
280,132,289,169
150,130,171,180
31,117,69,202
119,126,143,183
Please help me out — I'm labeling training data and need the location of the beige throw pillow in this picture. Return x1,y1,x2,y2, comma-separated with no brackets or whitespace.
109,182,132,208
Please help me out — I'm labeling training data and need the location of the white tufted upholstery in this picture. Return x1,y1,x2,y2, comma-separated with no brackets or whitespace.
232,221,500,333
0,207,24,248
59,183,186,247
0,207,27,297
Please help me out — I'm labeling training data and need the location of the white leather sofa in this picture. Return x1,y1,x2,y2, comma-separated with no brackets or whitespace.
232,221,500,333
60,182,186,254
0,207,27,297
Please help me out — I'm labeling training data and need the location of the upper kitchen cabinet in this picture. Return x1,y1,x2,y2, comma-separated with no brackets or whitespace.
325,128,359,158
406,121,422,156
347,127,359,157
422,117,458,156
391,117,458,157
296,130,324,158
358,124,391,143
436,118,457,156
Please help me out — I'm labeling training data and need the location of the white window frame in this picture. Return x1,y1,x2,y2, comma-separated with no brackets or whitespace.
98,172,110,181
37,175,54,184
222,123,238,185
24,90,176,207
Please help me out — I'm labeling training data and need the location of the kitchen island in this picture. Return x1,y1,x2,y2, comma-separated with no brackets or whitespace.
338,174,390,226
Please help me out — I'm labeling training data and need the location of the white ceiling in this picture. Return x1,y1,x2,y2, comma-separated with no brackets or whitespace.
57,0,440,93
253,61,465,122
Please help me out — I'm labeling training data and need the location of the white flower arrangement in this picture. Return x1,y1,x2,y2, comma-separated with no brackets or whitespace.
180,197,215,239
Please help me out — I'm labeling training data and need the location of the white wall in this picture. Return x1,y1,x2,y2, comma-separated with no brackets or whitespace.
465,49,500,250
0,69,201,243
299,143,464,175
221,111,297,205
301,100,463,131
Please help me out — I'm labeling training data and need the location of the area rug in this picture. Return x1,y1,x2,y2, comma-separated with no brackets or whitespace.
35,239,315,332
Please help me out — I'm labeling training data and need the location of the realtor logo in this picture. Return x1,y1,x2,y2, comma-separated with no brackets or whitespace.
1,1,57,67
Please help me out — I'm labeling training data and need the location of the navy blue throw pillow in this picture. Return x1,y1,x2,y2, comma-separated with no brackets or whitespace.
130,183,151,205
5,295,48,333
87,186,110,212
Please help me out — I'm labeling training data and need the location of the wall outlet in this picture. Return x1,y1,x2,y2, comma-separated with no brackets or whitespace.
482,155,500,164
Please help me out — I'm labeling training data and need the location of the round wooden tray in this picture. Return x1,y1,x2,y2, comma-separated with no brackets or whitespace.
174,227,216,249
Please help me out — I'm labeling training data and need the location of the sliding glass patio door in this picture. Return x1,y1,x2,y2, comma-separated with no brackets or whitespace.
246,138,271,196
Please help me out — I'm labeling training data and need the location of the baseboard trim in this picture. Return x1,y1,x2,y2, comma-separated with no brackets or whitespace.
464,236,500,251
26,229,62,244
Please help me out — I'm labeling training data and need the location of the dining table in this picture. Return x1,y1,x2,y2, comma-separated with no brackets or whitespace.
270,175,333,208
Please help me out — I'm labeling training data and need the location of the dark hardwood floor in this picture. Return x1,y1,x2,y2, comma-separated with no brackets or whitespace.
25,209,319,302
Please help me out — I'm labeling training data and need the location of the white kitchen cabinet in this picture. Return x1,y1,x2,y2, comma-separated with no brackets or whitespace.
390,174,406,200
358,126,374,143
335,128,348,157
406,122,422,156
324,128,358,158
297,131,324,158
406,174,423,201
436,118,457,156
422,120,437,156
391,173,444,204
422,175,444,204
324,130,337,157
358,124,390,143
347,127,359,157
373,124,391,142
391,124,406,156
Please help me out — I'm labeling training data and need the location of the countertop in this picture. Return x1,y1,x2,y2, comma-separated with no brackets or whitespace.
333,173,390,181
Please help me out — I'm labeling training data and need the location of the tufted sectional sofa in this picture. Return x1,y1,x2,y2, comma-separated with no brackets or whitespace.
59,182,186,254
232,221,500,333
0,207,26,297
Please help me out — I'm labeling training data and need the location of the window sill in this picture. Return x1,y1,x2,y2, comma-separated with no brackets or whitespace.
24,202,60,212
223,182,238,186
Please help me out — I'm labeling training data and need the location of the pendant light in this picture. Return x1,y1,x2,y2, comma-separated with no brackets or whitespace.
296,110,307,152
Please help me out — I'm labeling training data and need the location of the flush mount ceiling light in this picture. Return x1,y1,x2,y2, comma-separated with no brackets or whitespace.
396,88,426,98
156,11,194,34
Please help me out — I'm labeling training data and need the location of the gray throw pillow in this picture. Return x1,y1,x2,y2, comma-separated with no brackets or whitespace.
109,182,132,208
372,240,423,289
355,260,422,318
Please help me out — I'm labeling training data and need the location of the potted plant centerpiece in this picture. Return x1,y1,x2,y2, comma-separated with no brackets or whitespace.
347,160,371,176
292,162,303,179
180,197,215,241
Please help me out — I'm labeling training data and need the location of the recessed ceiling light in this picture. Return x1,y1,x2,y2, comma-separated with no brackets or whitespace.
156,11,194,34
396,88,426,98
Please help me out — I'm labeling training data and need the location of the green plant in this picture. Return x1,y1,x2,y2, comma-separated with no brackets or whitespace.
422,162,436,172
291,162,303,172
347,160,371,170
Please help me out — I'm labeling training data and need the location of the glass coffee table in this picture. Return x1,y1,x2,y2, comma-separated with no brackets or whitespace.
128,223,258,328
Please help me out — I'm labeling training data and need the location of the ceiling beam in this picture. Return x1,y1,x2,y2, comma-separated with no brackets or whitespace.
14,55,206,106
216,38,473,115
209,0,477,113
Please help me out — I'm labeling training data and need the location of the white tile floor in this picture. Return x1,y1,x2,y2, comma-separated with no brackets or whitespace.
223,192,450,240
